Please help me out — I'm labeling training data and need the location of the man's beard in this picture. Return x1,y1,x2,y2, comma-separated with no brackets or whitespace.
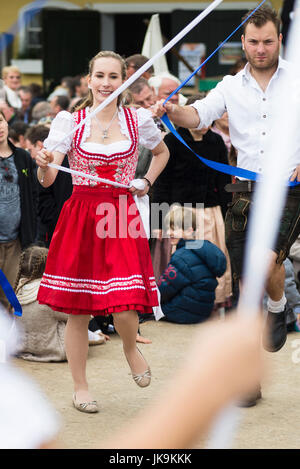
244,49,279,72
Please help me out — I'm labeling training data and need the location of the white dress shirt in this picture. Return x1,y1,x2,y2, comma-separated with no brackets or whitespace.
191,57,300,179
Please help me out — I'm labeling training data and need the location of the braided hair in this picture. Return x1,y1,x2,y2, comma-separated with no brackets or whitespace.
15,245,48,294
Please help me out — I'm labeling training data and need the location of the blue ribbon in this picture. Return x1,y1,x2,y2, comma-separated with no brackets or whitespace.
162,0,299,187
0,269,22,317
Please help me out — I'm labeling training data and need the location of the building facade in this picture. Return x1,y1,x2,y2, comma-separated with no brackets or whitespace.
0,0,283,87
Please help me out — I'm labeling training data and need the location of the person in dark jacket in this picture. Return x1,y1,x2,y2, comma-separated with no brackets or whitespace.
25,124,73,247
157,206,226,324
0,110,37,308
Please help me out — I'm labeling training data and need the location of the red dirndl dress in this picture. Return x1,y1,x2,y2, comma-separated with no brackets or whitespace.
37,107,158,316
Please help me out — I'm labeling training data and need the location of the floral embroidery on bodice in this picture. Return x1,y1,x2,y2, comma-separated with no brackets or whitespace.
68,107,139,187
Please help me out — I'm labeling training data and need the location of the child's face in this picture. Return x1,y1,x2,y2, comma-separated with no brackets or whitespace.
169,227,195,246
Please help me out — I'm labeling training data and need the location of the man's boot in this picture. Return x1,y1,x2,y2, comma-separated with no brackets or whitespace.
263,304,288,352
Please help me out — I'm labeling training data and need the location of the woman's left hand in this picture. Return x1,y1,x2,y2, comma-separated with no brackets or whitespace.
129,178,150,197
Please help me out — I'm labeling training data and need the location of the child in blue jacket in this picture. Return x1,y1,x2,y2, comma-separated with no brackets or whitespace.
158,206,226,324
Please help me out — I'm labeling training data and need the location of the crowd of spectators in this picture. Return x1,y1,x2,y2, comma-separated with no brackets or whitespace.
1,40,299,364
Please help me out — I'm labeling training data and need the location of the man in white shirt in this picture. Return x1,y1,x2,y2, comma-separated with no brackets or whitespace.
154,6,299,403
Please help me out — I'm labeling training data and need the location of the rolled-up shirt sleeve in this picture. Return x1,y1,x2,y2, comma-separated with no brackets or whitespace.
190,81,227,129
43,111,75,154
137,107,163,150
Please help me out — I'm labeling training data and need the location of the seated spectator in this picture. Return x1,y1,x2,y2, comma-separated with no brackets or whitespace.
128,78,164,178
25,125,50,162
0,100,18,126
149,72,187,107
10,121,29,149
69,96,83,113
8,127,19,146
15,245,107,362
282,258,300,331
24,125,49,245
2,65,22,109
0,110,37,310
46,79,70,102
212,111,231,154
61,76,77,98
125,54,154,80
31,101,52,125
157,206,226,324
25,124,72,246
129,77,156,109
28,83,45,107
74,74,89,98
152,94,232,307
49,95,70,117
17,86,33,124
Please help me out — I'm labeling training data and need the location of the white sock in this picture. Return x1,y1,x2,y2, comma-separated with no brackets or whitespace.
267,295,287,313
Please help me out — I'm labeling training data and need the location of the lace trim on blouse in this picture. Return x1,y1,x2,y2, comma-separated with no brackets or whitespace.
43,106,161,155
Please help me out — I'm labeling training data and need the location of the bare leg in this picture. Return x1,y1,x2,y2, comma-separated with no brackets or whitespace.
113,310,149,374
263,251,287,352
265,251,285,301
238,251,285,304
64,314,93,403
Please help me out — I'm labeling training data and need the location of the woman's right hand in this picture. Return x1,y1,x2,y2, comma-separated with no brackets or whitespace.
36,148,54,169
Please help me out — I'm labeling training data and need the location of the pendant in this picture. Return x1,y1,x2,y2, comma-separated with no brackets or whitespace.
102,130,108,141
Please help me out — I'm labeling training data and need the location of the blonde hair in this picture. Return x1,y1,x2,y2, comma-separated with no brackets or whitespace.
164,205,197,232
15,245,48,294
2,66,21,80
75,51,127,111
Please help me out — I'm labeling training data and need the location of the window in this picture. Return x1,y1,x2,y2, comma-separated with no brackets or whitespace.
22,9,43,58
18,2,81,60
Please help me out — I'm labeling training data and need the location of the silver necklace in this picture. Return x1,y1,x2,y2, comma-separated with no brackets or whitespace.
96,109,118,142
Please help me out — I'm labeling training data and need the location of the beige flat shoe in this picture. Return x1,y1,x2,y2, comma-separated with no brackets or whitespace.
72,393,99,413
132,367,151,387
131,347,151,388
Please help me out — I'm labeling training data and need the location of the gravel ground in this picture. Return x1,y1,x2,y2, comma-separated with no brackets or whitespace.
11,319,300,449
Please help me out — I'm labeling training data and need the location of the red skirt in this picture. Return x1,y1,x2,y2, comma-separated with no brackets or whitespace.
37,186,158,316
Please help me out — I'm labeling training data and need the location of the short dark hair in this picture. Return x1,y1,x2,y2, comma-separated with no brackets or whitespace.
11,121,29,136
129,77,151,95
125,54,154,75
28,83,43,98
242,6,281,36
55,95,70,110
25,125,49,144
18,86,32,95
8,127,18,142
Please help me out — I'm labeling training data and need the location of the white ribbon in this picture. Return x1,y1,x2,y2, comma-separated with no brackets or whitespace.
46,0,223,162
207,0,300,449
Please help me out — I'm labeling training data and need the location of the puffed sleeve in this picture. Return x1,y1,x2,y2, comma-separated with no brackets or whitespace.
43,111,75,154
136,107,162,150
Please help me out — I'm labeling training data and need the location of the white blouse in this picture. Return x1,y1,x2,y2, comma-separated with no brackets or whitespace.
4,85,22,109
44,106,162,155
